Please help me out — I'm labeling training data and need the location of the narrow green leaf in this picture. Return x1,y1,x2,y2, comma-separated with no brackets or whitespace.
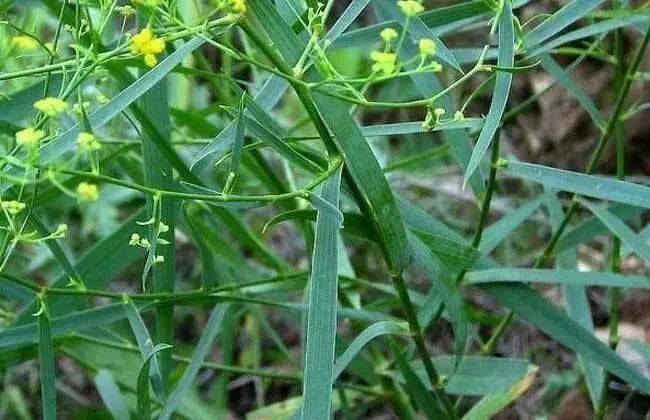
225,95,247,191
462,366,537,420
38,306,56,420
361,119,483,137
191,76,287,170
480,194,547,255
409,232,468,355
125,300,166,400
137,343,173,420
1,303,127,348
94,370,130,420
405,356,535,396
413,230,480,271
481,283,650,394
40,37,207,162
555,203,644,253
528,12,650,57
545,192,604,408
301,165,343,420
392,341,451,420
159,304,230,420
539,55,604,128
466,268,650,288
523,0,607,48
0,76,62,125
15,208,147,323
325,0,372,42
581,199,650,263
332,0,492,51
464,0,514,185
333,321,408,382
504,161,650,208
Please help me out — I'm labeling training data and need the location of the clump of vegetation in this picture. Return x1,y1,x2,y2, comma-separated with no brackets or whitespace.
0,0,648,418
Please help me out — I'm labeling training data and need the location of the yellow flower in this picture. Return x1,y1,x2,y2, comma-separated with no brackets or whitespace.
370,51,397,75
15,127,45,149
228,0,246,14
434,108,446,118
380,28,398,43
77,132,102,152
130,28,165,68
397,0,424,17
34,97,68,117
418,39,436,57
76,182,99,202
1,200,26,215
12,36,39,52
454,111,465,122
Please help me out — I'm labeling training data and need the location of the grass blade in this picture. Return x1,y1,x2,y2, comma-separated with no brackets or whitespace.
464,0,514,185
94,370,130,420
392,341,451,420
480,194,547,255
538,54,605,129
137,343,173,419
523,0,607,48
125,300,166,400
580,199,650,263
461,365,537,420
466,268,650,288
159,304,230,420
409,232,468,355
504,161,650,208
333,321,408,382
37,301,56,420
481,283,650,394
301,165,342,420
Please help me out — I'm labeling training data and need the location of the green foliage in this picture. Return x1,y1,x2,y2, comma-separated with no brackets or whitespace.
0,0,648,418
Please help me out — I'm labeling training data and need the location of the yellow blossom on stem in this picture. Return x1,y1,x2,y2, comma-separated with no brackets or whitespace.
15,127,45,149
1,200,26,215
77,132,102,152
228,0,246,14
34,97,68,117
418,39,436,57
76,182,99,202
130,28,165,68
397,0,424,17
380,28,398,44
12,36,39,52
454,111,465,122
370,51,397,75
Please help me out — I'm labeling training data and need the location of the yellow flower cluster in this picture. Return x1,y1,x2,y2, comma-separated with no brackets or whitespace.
34,97,68,117
380,28,398,44
15,127,45,149
130,28,165,67
77,132,102,152
397,0,424,17
215,0,246,14
76,182,100,202
1,200,26,215
228,0,246,14
418,39,436,57
370,51,397,75
12,36,39,52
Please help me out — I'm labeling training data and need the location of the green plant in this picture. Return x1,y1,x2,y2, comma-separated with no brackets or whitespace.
0,0,649,418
